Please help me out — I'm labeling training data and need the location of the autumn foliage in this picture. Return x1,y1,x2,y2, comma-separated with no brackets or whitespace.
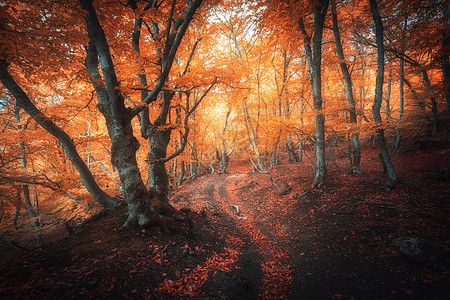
0,0,449,297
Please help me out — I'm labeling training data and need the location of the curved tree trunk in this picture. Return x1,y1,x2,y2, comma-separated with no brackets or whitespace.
0,61,118,209
370,0,398,188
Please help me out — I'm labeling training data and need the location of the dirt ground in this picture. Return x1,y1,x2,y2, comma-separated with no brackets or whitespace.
0,147,449,299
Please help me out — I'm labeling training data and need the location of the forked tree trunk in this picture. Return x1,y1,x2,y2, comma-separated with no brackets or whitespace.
370,0,398,188
81,0,203,229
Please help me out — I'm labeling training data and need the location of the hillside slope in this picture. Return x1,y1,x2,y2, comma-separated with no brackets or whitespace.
1,148,449,299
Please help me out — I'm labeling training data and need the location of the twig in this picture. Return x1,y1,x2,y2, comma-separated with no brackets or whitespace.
160,244,169,266
112,217,120,228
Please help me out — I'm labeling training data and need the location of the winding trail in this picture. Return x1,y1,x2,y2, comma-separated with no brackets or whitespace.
171,172,298,299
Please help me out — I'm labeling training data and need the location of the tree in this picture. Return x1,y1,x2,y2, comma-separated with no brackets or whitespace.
1,0,213,229
298,0,330,188
369,0,398,188
216,109,235,173
331,3,361,174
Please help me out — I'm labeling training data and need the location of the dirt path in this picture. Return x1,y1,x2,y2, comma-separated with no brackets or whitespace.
172,173,296,299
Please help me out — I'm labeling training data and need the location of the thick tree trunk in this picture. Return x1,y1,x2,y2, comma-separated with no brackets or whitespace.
146,125,171,202
331,4,361,174
216,141,228,174
370,0,398,188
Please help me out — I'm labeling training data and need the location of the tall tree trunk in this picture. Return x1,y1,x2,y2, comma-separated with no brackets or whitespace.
217,110,234,174
443,4,450,109
420,70,438,138
81,0,203,228
331,4,361,174
443,3,450,146
0,61,118,209
395,15,408,152
386,68,392,121
243,101,265,171
13,201,20,227
298,0,330,188
370,0,398,188
396,54,405,152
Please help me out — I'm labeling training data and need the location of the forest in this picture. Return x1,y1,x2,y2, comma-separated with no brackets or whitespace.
0,0,449,299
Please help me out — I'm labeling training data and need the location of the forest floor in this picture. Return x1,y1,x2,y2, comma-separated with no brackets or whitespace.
0,146,449,299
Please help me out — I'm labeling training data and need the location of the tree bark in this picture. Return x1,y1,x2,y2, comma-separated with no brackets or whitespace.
243,101,265,171
395,16,407,152
217,110,234,174
331,4,361,174
370,0,398,188
81,0,204,228
298,0,330,188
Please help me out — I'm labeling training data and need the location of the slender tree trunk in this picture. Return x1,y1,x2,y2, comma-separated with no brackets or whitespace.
298,136,303,162
443,4,450,146
0,198,3,224
298,0,330,188
23,185,42,247
13,203,20,227
331,4,361,174
443,4,450,111
421,70,438,138
177,161,185,186
386,68,392,121
244,102,265,171
14,106,42,247
370,0,398,188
